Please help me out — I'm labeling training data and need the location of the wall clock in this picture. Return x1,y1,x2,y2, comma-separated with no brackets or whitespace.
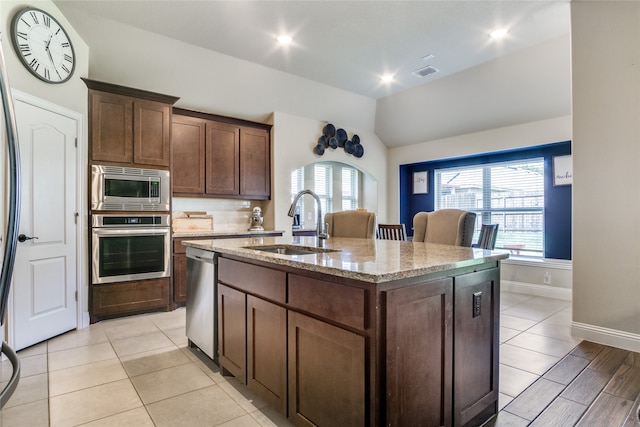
10,7,76,84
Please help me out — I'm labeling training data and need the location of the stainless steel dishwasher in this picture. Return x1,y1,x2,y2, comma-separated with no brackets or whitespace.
186,247,218,363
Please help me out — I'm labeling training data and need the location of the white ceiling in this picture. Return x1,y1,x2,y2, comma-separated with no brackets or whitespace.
53,0,572,146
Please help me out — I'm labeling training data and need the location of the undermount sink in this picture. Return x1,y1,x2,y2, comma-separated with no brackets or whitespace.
243,244,339,256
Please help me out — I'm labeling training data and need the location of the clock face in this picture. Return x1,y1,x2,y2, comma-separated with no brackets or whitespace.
11,7,76,84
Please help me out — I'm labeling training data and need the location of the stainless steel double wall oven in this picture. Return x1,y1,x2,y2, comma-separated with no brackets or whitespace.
90,165,171,285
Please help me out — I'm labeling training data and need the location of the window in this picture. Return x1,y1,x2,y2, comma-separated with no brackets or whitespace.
291,162,361,228
435,158,544,256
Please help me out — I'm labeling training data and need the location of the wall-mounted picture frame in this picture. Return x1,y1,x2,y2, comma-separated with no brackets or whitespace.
553,155,573,186
413,171,428,194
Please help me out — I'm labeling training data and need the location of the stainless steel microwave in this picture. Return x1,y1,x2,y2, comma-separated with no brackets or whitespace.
91,164,170,211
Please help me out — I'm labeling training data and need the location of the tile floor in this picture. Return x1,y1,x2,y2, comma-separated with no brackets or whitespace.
0,291,638,426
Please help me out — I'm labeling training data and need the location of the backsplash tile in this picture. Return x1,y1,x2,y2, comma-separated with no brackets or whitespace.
172,198,264,232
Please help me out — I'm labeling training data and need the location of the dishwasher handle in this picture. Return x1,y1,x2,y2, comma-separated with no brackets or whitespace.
186,247,216,263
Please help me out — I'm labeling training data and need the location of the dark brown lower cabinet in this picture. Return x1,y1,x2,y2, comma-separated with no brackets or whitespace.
384,278,453,427
247,295,287,415
288,311,365,427
453,269,500,426
218,283,247,382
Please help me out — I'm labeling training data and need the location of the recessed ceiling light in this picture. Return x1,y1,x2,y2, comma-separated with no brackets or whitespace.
276,35,293,45
380,74,394,83
489,28,508,39
422,54,434,61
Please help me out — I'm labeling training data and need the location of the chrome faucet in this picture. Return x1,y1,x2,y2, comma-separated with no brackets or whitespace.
288,189,329,246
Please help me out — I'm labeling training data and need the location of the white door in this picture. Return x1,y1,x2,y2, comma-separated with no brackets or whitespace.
11,98,78,350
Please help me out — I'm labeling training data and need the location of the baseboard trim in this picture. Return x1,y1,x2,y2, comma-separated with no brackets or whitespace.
501,280,572,301
571,322,640,353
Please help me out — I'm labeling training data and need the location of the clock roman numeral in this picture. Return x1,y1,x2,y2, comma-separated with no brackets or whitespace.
61,64,70,74
44,69,50,80
29,11,39,24
64,54,72,63
29,58,39,72
20,18,31,28
17,32,28,41
43,15,51,27
19,44,31,56
61,42,70,48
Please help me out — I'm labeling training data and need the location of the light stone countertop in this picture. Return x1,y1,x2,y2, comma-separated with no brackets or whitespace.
182,236,510,284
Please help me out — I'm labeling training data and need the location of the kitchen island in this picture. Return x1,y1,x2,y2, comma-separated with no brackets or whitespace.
182,236,509,427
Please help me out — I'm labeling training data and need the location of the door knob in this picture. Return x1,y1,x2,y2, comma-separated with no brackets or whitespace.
18,234,39,243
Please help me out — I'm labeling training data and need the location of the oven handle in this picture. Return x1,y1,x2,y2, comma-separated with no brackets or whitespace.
92,227,170,237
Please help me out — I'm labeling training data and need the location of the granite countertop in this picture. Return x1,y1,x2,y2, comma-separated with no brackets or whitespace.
182,236,509,284
172,230,285,238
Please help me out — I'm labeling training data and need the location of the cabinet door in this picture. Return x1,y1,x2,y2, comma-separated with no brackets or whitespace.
288,311,365,427
206,121,239,195
453,268,500,426
218,283,247,383
247,295,287,415
133,99,171,167
172,253,187,306
240,127,270,198
89,91,133,163
172,115,205,194
384,278,453,427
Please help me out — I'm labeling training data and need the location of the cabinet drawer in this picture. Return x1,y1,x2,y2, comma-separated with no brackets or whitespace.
288,274,366,330
218,258,286,303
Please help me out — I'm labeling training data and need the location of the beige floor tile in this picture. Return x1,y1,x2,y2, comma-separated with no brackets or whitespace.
16,342,48,358
16,353,48,378
499,364,540,397
508,332,580,358
182,347,226,383
1,398,50,427
501,343,561,375
164,326,189,347
500,314,538,331
49,358,128,396
2,373,48,409
499,393,514,410
120,346,191,377
49,378,142,427
78,407,155,426
216,414,263,427
500,292,535,309
101,315,159,341
149,307,186,331
543,308,573,326
145,385,247,427
111,330,176,357
48,341,117,372
528,322,582,345
130,362,214,404
500,327,521,343
249,406,295,427
501,303,563,322
47,324,108,353
219,377,270,413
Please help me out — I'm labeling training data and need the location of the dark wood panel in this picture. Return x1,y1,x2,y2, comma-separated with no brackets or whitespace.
288,311,365,427
218,283,247,383
289,274,366,330
576,392,635,427
604,364,640,401
172,114,206,193
205,121,239,195
240,127,270,198
560,368,612,405
503,378,565,421
247,295,287,416
453,268,500,426
172,254,187,306
218,257,286,303
133,99,171,167
529,397,588,427
589,346,632,374
543,354,590,385
91,278,170,319
89,90,133,163
384,277,453,427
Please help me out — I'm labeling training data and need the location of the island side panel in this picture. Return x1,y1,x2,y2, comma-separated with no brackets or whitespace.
453,268,500,426
383,277,453,427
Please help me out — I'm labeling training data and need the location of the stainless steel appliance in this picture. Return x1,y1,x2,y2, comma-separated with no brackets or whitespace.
186,246,217,363
91,164,170,211
0,35,21,407
91,214,171,284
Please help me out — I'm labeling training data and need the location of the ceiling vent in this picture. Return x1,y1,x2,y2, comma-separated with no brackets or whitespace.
412,65,439,78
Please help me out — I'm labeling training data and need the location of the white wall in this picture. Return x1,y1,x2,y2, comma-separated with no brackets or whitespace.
571,1,640,351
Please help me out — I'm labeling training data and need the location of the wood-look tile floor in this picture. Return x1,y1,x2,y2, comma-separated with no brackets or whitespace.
0,292,638,426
